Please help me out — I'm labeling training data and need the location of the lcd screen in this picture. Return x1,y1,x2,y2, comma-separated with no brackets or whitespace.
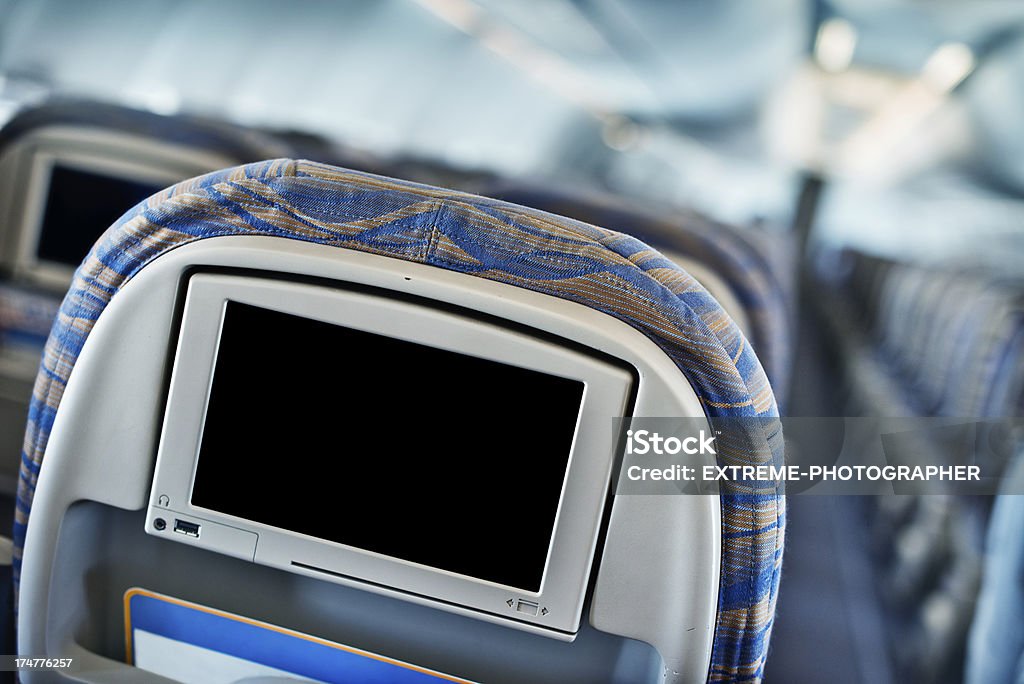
191,302,585,592
38,164,166,266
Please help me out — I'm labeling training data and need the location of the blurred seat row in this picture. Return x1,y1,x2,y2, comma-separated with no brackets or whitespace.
825,250,1023,419
815,247,1024,683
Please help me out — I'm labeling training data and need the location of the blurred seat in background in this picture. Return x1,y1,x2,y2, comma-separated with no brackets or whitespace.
965,447,1024,684
813,245,1024,684
0,99,295,495
818,248,1024,420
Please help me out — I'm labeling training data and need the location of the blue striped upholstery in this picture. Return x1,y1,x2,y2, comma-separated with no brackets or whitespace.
819,248,1023,682
831,249,1024,420
15,160,785,682
481,184,794,408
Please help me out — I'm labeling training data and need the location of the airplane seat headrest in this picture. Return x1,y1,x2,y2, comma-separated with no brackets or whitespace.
15,159,785,683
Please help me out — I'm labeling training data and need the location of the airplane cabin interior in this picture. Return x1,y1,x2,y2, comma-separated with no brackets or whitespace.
0,1,1021,683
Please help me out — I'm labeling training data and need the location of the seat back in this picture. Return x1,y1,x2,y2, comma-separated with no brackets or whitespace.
0,100,291,491
16,160,784,684
0,99,289,286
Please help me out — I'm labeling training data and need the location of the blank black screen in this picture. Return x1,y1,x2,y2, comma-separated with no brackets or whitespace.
191,301,585,592
38,164,165,266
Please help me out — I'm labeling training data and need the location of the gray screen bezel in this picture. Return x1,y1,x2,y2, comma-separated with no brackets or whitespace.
21,151,197,284
147,273,634,637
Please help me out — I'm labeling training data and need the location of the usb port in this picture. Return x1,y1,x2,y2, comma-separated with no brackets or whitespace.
173,519,201,538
